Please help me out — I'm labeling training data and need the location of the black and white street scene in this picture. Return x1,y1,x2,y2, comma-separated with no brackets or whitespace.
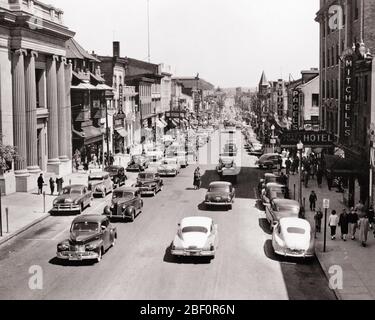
0,0,375,301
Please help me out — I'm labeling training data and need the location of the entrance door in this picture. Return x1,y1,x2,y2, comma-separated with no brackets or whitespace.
37,129,42,170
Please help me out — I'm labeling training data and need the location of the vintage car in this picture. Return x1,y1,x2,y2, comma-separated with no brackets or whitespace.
157,158,180,177
223,143,238,155
272,217,315,258
261,182,290,206
126,155,150,172
174,150,189,168
171,217,218,259
134,172,163,196
51,185,92,215
104,165,127,188
204,181,235,209
248,143,264,157
255,153,283,169
103,187,143,221
145,146,164,162
265,198,300,230
56,215,117,263
88,172,113,198
216,156,240,180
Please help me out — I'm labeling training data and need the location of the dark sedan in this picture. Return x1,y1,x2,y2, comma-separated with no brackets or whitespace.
204,181,235,210
104,165,127,188
134,172,163,196
126,155,149,172
265,198,300,230
56,215,117,263
51,185,92,215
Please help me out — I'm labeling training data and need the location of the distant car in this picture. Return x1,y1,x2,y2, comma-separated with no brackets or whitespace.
88,172,113,198
262,183,290,206
256,153,283,169
248,143,264,157
103,187,143,222
265,198,300,230
51,185,92,215
104,165,127,188
145,147,164,162
56,215,117,263
272,217,315,258
171,217,218,259
174,151,189,168
135,172,163,196
204,181,235,209
126,155,150,172
216,156,240,180
157,158,180,177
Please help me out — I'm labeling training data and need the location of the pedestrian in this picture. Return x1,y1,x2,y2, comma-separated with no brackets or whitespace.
309,191,317,211
303,170,309,188
358,213,370,247
56,176,64,195
285,158,292,175
109,152,114,166
278,172,288,186
277,156,283,172
293,157,299,174
327,174,333,191
37,173,44,195
338,209,349,241
328,210,339,240
367,205,374,229
314,208,323,233
49,177,55,196
355,200,364,214
348,207,359,240
316,168,323,188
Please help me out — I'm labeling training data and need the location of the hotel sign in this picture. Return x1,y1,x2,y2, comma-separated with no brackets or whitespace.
277,81,284,117
280,130,334,148
292,89,300,131
343,56,353,138
119,84,123,109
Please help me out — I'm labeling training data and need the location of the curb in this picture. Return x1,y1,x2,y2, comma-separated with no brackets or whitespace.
0,213,51,246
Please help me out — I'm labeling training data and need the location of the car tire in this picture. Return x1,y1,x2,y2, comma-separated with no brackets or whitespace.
102,190,106,198
152,190,156,197
131,210,135,222
160,185,163,192
79,204,83,215
111,236,116,247
96,248,103,263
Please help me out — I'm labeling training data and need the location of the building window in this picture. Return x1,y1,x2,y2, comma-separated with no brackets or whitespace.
354,0,359,20
312,94,319,107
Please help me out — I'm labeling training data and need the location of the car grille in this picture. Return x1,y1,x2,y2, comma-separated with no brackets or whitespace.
55,204,75,209
286,249,305,255
70,245,85,253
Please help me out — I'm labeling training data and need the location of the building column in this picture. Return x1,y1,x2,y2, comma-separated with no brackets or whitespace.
57,57,68,161
12,49,28,175
65,60,73,160
25,50,40,174
46,55,61,173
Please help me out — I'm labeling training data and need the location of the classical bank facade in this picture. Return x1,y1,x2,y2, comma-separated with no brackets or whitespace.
0,0,75,194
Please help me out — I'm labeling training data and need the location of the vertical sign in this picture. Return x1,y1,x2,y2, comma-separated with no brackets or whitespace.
119,84,123,110
292,89,300,131
277,80,284,117
343,56,353,138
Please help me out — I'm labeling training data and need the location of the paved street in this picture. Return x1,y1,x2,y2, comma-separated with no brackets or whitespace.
0,130,335,300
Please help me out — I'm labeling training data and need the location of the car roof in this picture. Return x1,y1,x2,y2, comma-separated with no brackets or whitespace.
105,165,123,170
89,172,108,177
273,199,300,207
266,183,285,189
279,217,311,230
64,184,85,190
264,173,278,178
209,181,232,187
180,216,213,230
114,186,138,193
262,153,280,157
73,214,106,224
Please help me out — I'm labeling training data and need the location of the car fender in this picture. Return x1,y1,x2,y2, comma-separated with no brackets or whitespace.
125,206,135,215
103,205,111,215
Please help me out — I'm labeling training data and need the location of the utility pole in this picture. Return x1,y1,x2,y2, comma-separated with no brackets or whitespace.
105,100,110,166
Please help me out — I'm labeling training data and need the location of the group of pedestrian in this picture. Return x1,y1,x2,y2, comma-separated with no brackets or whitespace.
37,174,63,196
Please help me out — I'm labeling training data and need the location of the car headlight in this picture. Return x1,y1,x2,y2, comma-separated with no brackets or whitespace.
53,200,58,206
122,205,126,209
57,243,69,251
86,244,97,251
227,196,232,201
110,204,114,209
73,200,79,205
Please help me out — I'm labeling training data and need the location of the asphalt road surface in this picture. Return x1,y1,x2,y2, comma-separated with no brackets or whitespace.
0,129,336,300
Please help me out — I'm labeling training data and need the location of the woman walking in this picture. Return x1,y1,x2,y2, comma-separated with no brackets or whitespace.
49,177,55,196
358,214,370,247
348,208,359,240
338,209,349,241
328,210,339,240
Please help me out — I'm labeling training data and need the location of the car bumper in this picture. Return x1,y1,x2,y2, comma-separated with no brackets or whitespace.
158,172,176,176
51,205,81,213
56,251,99,261
205,201,232,206
92,190,105,196
273,247,314,258
171,249,215,257
139,189,156,195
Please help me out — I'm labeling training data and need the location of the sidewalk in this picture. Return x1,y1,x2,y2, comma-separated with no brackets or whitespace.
288,172,375,300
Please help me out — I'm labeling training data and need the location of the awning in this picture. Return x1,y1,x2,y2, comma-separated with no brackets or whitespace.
160,118,168,127
71,83,98,90
156,119,166,128
115,128,128,138
73,126,103,145
172,119,179,127
96,84,114,90
324,155,362,177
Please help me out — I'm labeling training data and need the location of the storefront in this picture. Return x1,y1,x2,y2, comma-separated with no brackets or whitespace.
113,113,126,154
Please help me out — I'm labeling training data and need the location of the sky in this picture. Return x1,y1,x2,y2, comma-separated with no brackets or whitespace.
45,0,320,88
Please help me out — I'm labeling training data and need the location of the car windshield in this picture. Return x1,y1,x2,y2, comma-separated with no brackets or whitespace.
209,186,231,193
89,176,103,181
63,188,81,195
287,227,306,235
72,222,99,232
164,160,176,164
105,168,118,173
182,226,208,234
266,177,277,183
138,173,154,180
113,191,133,199
277,204,300,215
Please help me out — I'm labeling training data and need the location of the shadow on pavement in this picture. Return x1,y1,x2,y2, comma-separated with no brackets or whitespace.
49,257,96,267
163,244,212,265
259,218,273,235
197,202,230,212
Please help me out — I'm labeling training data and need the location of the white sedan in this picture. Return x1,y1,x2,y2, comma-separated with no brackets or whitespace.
157,158,181,177
171,217,218,258
272,218,315,259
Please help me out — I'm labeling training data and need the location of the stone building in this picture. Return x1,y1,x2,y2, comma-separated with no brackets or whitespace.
0,0,75,194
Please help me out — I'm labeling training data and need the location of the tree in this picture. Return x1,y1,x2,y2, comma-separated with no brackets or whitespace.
0,142,19,173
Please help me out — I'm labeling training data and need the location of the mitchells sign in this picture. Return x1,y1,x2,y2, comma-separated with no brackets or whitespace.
280,131,334,148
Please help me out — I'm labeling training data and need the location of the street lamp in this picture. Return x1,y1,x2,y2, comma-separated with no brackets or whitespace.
297,140,304,206
262,118,266,144
270,124,276,153
100,125,106,170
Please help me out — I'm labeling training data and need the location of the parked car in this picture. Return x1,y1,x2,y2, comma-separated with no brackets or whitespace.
157,158,180,177
134,172,163,196
51,185,92,215
171,217,218,259
272,217,315,258
56,215,117,263
255,153,283,169
104,165,127,188
261,183,290,206
174,150,189,168
126,155,150,172
204,181,235,209
265,198,300,230
103,187,143,222
88,172,113,198
145,147,164,162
